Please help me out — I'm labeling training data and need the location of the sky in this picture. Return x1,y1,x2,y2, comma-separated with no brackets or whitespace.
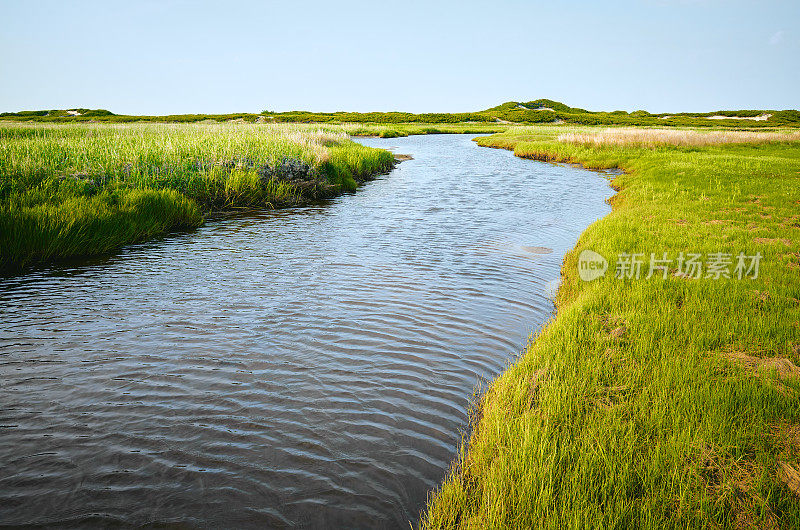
0,0,797,115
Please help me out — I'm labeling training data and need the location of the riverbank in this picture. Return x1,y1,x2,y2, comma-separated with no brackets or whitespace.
422,127,800,527
0,123,395,271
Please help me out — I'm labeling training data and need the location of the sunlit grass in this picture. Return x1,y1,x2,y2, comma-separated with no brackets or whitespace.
423,126,800,528
558,127,800,147
0,122,394,270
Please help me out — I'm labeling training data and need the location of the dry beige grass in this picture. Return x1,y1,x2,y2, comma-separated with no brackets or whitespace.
723,349,800,380
558,127,800,147
778,462,800,496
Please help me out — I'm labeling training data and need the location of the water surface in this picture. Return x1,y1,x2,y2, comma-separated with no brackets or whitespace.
0,135,612,528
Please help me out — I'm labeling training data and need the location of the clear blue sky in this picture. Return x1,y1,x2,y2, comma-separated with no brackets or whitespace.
1,0,797,114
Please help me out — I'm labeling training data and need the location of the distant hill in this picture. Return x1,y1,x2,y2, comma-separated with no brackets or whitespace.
0,108,115,118
1,102,798,128
478,100,800,127
485,99,586,113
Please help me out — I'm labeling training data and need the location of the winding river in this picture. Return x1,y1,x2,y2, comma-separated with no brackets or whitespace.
0,135,612,528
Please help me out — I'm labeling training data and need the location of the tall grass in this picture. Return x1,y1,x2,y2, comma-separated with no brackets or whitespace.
0,188,202,267
423,127,800,528
0,122,394,270
558,127,800,147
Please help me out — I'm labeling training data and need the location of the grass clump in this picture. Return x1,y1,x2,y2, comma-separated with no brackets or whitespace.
422,126,800,528
0,188,202,268
0,122,394,270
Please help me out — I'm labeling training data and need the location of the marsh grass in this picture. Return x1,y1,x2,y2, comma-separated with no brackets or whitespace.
558,127,800,147
422,127,800,528
0,188,202,268
0,122,394,270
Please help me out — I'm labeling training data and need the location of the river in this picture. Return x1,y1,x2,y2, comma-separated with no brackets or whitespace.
0,134,612,528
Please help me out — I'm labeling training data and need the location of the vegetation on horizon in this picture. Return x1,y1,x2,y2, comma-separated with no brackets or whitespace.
3,99,798,128
0,123,394,270
422,127,800,528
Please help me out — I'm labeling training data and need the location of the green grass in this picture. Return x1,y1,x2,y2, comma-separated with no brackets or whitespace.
0,122,394,270
422,127,800,528
0,187,202,268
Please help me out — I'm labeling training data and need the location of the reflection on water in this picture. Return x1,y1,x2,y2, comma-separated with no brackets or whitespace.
0,135,612,528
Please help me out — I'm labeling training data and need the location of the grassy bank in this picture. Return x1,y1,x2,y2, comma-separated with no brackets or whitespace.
0,122,394,270
422,127,800,528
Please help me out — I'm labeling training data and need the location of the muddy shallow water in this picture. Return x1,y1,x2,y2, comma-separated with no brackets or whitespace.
0,135,612,528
